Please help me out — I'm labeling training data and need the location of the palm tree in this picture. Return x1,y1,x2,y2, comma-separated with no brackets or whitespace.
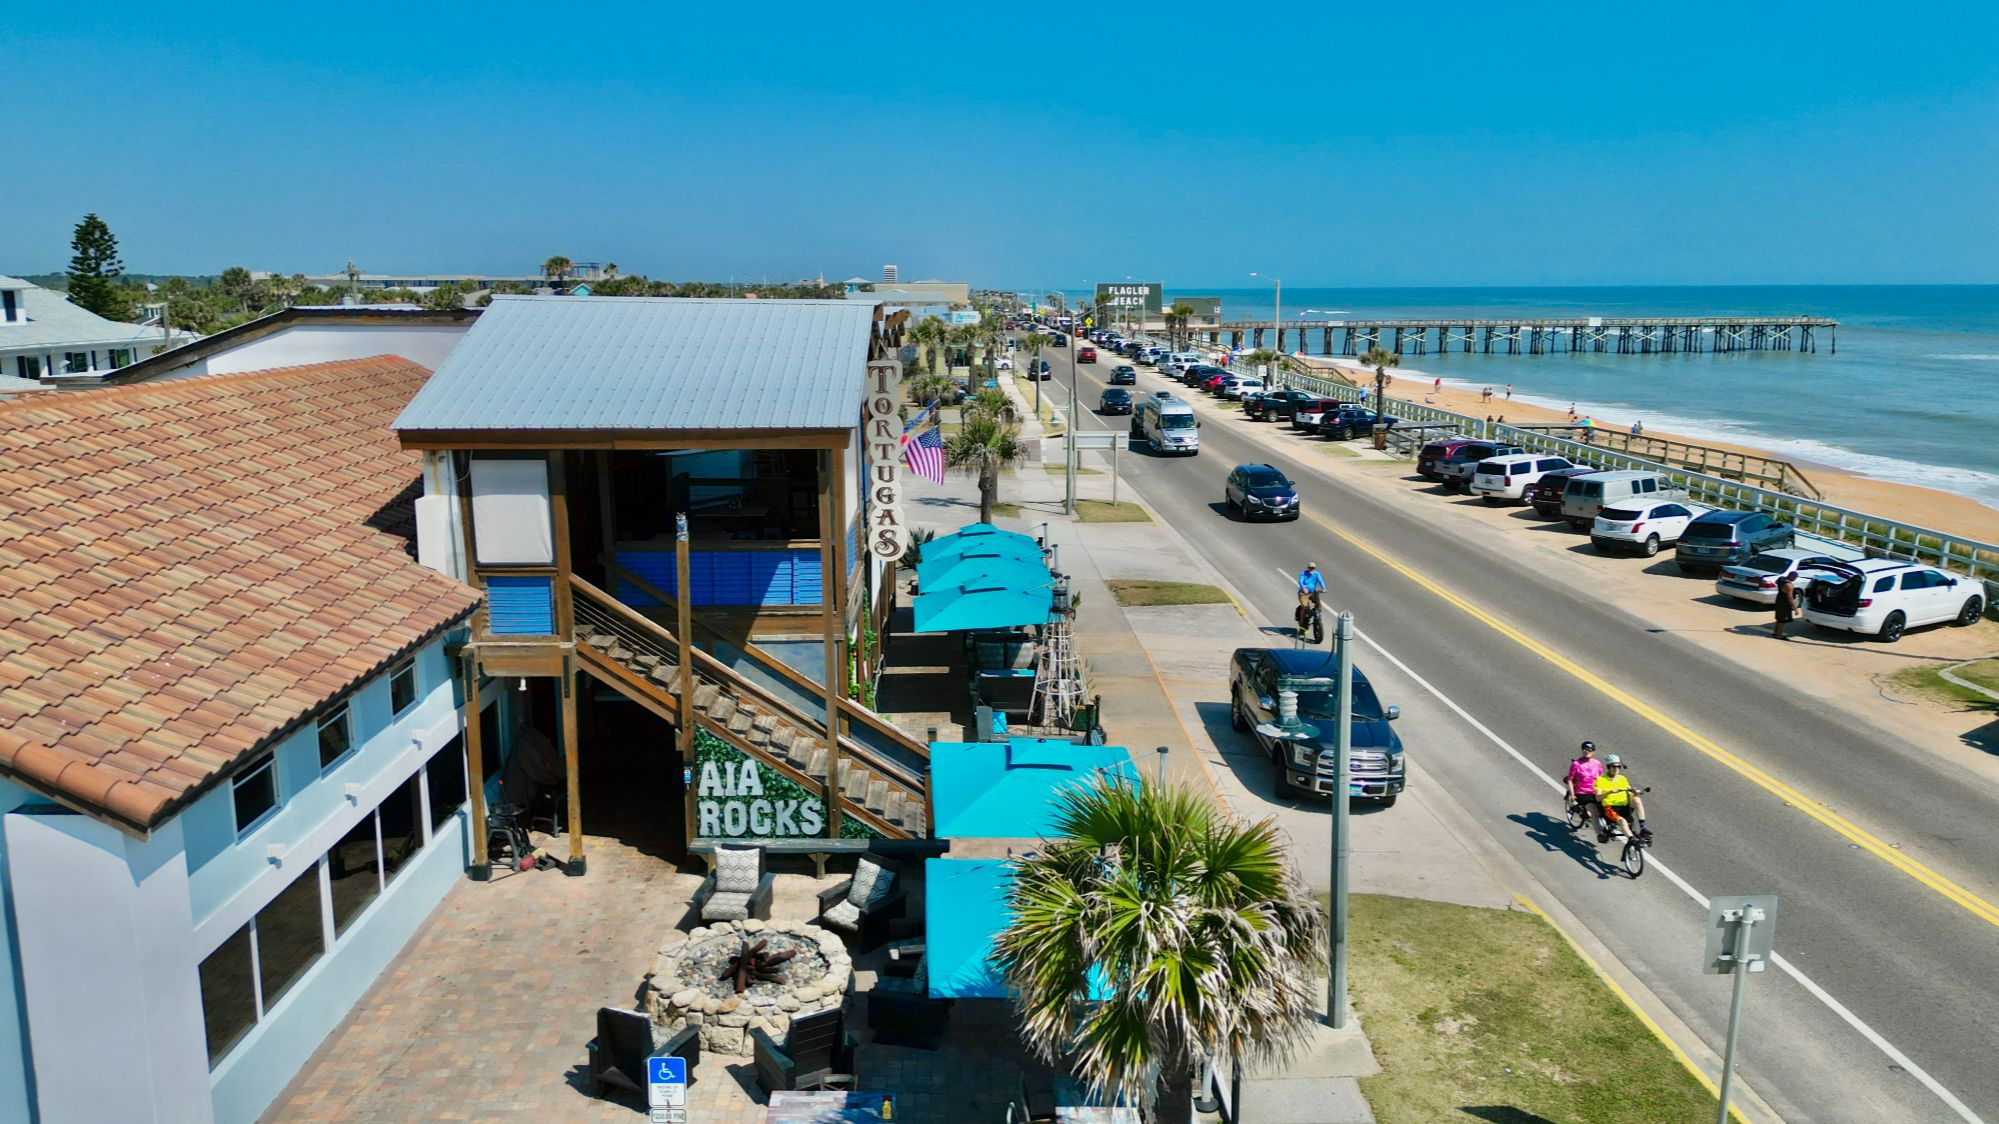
909,318,948,374
907,370,959,410
1241,348,1288,385
945,410,1026,524
604,262,619,281
966,385,1015,423
542,255,573,285
1360,345,1400,419
1166,302,1196,350
1019,331,1052,414
996,776,1325,1121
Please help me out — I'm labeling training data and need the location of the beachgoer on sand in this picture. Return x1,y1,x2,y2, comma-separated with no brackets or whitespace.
1505,384,1513,400
1632,420,1644,436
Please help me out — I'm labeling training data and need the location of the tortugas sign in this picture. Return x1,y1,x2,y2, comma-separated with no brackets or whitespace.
864,359,908,561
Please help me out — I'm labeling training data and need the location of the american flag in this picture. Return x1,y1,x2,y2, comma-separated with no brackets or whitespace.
902,422,947,484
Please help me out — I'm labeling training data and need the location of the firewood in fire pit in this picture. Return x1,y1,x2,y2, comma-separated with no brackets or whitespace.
716,938,797,993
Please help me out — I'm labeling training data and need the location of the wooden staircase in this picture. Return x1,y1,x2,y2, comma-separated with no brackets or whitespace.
567,575,930,838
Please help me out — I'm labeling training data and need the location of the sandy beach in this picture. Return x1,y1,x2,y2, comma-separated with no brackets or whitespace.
1299,357,1999,545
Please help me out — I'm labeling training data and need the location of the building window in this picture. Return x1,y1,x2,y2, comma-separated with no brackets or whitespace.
379,772,425,882
389,660,417,715
17,355,41,379
232,753,278,833
425,734,468,833
199,925,257,1067
108,348,132,368
254,866,324,1012
318,703,352,770
63,352,91,373
326,814,381,936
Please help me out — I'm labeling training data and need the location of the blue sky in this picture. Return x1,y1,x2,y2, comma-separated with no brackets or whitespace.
7,1,1996,287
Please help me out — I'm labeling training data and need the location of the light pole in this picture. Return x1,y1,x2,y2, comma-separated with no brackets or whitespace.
1329,610,1354,1028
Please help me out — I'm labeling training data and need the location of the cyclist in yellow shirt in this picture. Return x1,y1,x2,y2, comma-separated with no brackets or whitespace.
1595,755,1650,843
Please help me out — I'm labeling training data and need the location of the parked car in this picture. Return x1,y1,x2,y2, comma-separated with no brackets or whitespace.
1078,346,1098,363
1417,437,1484,480
1591,500,1698,556
1433,443,1526,492
1244,389,1318,421
1098,386,1134,415
1221,377,1265,400
1315,406,1398,441
1291,398,1346,433
993,356,1016,371
1471,454,1575,503
1138,346,1164,365
1674,510,1794,575
1802,559,1986,641
1230,647,1404,805
1715,549,1849,605
1109,364,1137,385
1561,470,1674,530
1049,333,1068,347
1224,463,1301,521
1199,371,1233,394
1525,466,1604,519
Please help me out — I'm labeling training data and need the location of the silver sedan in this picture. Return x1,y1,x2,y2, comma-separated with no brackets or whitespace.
1714,548,1848,605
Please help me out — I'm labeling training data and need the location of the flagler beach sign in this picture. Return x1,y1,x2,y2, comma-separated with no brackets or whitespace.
865,360,908,560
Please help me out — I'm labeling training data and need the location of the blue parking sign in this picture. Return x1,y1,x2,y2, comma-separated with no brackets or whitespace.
647,1054,686,1109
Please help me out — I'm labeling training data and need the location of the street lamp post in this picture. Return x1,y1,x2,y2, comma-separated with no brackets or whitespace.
1329,610,1355,1028
1251,272,1282,354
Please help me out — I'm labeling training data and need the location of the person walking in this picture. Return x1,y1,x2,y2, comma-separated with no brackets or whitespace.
1772,573,1798,640
1505,384,1513,400
1434,376,1443,393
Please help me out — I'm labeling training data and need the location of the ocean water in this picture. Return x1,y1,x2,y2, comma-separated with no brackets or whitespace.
1060,286,1999,509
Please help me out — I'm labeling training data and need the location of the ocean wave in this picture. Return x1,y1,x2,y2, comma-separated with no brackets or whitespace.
1924,354,1999,361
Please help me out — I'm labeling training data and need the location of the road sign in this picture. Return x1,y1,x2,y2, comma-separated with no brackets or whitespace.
1070,431,1127,451
1703,895,1777,975
647,1054,687,1110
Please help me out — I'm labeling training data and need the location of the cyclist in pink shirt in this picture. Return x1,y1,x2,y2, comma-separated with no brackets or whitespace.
1566,741,1607,837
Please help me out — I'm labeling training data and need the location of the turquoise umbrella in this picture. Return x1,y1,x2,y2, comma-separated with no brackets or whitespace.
911,582,1053,633
917,553,1051,597
923,523,1039,565
924,858,1111,1000
918,537,1044,577
929,739,1137,839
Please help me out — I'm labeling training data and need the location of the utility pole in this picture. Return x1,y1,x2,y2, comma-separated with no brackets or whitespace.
1329,610,1354,1028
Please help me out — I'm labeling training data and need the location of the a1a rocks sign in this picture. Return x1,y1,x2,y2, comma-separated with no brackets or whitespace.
864,360,908,561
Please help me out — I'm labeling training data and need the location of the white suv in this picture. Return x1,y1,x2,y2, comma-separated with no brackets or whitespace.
1472,453,1575,503
1591,500,1697,557
1801,559,1986,641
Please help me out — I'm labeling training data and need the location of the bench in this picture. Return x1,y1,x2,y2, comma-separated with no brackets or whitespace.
690,837,949,879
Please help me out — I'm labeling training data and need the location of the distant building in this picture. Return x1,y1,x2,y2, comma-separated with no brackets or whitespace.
843,279,972,320
0,275,196,382
882,263,898,284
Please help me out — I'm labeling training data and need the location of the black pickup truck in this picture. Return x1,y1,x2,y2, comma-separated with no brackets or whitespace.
1229,646,1405,805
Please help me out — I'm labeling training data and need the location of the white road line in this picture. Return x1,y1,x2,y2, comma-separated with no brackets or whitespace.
1276,565,1986,1123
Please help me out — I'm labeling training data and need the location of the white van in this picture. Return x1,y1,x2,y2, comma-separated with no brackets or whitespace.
1133,395,1200,455
1560,470,1676,529
1472,454,1575,503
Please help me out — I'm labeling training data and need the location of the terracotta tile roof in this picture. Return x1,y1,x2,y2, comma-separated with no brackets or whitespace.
0,356,481,833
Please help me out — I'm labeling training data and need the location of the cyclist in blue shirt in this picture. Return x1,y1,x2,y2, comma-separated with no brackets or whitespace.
1297,563,1326,596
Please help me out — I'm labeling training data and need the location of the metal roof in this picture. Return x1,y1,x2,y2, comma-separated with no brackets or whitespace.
393,295,879,433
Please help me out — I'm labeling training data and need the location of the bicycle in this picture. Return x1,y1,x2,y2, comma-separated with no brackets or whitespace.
1565,791,1654,878
1295,590,1324,645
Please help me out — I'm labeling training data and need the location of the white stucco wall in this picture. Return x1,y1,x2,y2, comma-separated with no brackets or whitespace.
152,323,470,381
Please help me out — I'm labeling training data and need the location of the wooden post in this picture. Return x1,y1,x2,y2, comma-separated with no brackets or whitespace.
817,447,843,839
549,453,575,638
460,652,490,880
595,451,618,576
829,442,851,742
560,652,583,873
676,513,696,850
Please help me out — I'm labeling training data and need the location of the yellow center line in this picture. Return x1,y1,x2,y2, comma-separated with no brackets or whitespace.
1304,508,1999,931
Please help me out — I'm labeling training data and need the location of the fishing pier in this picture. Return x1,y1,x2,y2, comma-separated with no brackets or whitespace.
1202,316,1838,357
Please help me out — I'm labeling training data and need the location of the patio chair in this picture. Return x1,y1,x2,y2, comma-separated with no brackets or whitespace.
693,843,774,922
750,1007,856,1093
1006,1073,1058,1123
866,989,952,1049
585,1007,699,1097
815,854,906,952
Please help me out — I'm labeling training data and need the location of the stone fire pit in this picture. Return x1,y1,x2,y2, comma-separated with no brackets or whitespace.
644,919,852,1056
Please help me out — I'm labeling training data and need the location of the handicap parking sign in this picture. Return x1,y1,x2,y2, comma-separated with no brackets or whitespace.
647,1054,687,1110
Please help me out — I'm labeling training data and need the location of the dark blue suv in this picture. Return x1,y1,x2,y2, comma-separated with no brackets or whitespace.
1224,463,1300,521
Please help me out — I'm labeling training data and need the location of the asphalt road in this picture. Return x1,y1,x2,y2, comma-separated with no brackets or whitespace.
1033,342,1999,1123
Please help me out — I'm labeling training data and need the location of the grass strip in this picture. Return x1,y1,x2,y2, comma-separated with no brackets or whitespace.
991,501,1022,518
1888,660,1999,708
1043,465,1104,475
1347,893,1721,1124
1075,500,1151,523
1104,579,1228,606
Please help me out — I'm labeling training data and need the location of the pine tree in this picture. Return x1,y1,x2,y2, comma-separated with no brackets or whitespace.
67,214,131,321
